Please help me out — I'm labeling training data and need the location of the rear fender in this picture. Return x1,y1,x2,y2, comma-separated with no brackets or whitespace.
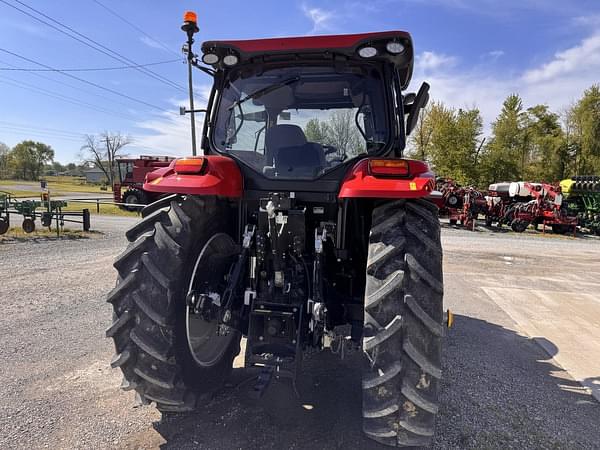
143,156,243,198
338,158,435,199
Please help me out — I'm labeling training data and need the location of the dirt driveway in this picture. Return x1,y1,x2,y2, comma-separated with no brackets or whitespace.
1,218,599,449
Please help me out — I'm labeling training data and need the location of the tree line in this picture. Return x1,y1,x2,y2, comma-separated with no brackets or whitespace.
3,87,599,187
0,141,55,180
408,84,600,187
0,131,130,182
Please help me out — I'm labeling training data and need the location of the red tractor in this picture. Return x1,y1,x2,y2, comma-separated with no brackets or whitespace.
113,155,175,210
107,13,447,447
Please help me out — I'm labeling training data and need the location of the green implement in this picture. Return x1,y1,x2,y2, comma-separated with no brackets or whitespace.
561,176,600,235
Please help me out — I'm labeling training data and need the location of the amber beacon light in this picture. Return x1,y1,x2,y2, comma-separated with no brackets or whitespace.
182,11,199,31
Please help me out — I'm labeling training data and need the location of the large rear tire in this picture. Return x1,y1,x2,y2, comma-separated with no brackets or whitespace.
122,189,148,212
362,199,444,447
106,195,241,411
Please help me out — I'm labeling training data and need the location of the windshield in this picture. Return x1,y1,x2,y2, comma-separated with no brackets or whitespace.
213,65,389,179
117,161,133,183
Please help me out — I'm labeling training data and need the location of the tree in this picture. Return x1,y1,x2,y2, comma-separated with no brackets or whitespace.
0,142,11,179
80,131,131,187
568,84,600,174
407,101,483,185
479,94,526,184
10,140,54,180
305,118,331,144
432,107,483,185
304,111,363,158
408,103,433,161
522,104,566,181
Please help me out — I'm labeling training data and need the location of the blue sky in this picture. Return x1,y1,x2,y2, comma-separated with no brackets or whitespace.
1,0,599,163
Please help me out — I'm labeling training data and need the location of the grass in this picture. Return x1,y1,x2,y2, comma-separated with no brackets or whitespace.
1,189,41,198
0,175,108,194
60,200,139,217
1,176,139,217
0,226,102,242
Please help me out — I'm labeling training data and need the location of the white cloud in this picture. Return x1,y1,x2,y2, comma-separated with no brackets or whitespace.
139,36,164,50
416,51,457,71
487,50,505,60
413,32,600,136
398,0,585,17
522,33,600,83
571,14,600,27
302,5,334,34
131,85,211,156
131,30,600,153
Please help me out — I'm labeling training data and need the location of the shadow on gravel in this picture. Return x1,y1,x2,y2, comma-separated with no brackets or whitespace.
149,314,600,450
440,220,600,240
437,314,600,449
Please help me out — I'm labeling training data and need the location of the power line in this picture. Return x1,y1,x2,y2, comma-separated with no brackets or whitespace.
0,126,180,156
0,59,181,72
0,126,84,143
90,0,181,58
0,47,171,113
0,57,152,113
0,76,141,121
0,75,137,121
0,120,180,154
0,0,186,93
0,120,91,138
9,0,185,92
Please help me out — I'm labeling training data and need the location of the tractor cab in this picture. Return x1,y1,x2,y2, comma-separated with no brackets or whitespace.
200,32,419,182
115,155,174,185
115,158,135,184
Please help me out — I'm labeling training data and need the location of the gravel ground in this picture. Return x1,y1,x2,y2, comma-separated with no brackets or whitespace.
1,217,599,449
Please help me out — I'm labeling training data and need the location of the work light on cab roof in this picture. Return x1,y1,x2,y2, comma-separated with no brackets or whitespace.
199,30,414,88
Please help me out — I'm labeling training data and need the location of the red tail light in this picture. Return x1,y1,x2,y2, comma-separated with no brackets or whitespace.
174,157,206,174
368,159,410,177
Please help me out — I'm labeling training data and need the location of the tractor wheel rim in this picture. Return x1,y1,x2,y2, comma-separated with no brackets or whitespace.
0,218,8,234
186,233,238,367
125,194,137,205
22,219,35,233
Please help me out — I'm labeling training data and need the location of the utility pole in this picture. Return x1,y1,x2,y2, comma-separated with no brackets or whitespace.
104,135,112,186
181,12,200,156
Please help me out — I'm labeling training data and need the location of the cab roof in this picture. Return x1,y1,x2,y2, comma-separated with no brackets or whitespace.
201,31,414,89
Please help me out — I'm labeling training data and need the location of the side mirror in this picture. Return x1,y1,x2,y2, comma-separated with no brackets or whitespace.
403,93,416,107
405,82,430,136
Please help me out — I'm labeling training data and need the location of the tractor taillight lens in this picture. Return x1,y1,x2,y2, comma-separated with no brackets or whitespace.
174,157,206,174
369,159,410,177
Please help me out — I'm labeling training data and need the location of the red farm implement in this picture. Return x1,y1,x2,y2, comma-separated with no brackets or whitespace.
437,179,487,229
507,182,578,233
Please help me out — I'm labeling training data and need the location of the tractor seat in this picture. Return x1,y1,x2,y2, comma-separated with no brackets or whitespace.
274,144,324,177
264,124,326,177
